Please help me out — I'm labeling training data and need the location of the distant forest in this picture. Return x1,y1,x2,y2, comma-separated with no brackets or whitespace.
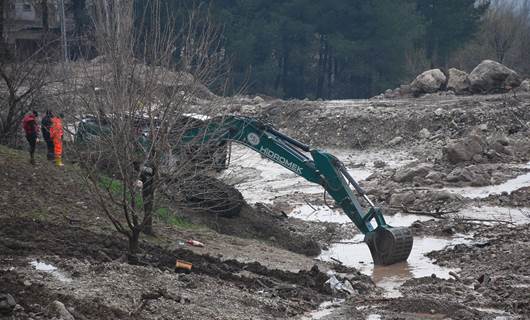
41,0,530,98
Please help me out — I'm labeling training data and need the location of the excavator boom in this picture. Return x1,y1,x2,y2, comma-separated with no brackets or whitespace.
182,115,413,265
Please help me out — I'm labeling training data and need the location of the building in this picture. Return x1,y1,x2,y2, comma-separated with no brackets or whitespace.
1,0,72,57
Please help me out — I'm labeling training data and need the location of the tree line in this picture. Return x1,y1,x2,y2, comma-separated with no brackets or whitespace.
3,0,530,99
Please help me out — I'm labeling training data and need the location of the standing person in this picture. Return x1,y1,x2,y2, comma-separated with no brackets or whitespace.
22,111,39,165
41,110,54,160
50,113,64,167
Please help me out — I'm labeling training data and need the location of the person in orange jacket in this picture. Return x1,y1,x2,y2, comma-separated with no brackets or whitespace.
50,113,64,167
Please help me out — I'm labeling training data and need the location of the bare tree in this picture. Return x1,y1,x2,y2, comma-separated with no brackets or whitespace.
0,51,49,145
64,0,234,258
451,0,530,73
483,0,529,63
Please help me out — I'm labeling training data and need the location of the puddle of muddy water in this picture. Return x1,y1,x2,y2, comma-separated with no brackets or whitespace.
30,260,72,283
452,206,530,225
446,163,530,199
319,234,470,298
221,145,414,204
290,205,434,226
302,299,345,320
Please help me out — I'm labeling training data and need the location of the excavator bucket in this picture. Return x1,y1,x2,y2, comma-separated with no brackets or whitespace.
364,227,413,265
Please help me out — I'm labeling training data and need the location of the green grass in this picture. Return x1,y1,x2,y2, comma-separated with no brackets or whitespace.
98,175,196,229
155,207,196,229
99,175,144,208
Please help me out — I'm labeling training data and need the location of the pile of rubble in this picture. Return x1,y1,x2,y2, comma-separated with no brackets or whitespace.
375,59,530,99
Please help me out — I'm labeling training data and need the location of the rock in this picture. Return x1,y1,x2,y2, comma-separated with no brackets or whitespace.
519,79,530,92
373,160,387,168
446,167,475,183
468,60,522,93
252,95,265,103
425,171,444,181
393,163,431,182
388,136,403,146
51,301,75,320
446,68,469,94
478,123,488,131
434,108,444,116
0,294,16,315
400,84,412,95
444,135,485,164
419,128,431,139
411,69,446,95
431,190,456,201
389,192,416,207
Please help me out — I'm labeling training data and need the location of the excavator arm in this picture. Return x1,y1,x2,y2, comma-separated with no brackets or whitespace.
181,115,413,265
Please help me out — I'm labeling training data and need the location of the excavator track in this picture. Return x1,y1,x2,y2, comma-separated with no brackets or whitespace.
365,227,413,265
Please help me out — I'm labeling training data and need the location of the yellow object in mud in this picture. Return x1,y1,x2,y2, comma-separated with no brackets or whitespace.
55,156,64,167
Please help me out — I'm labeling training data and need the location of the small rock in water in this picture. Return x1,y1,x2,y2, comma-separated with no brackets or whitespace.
388,136,403,146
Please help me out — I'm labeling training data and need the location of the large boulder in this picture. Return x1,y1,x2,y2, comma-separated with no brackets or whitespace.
444,135,485,164
411,69,446,95
446,68,469,94
468,60,522,93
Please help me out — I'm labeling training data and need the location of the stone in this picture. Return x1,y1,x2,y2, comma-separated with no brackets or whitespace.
393,163,431,183
252,95,265,104
518,79,530,92
389,192,416,207
446,68,469,94
0,294,16,315
419,128,431,139
425,171,444,181
388,136,403,146
51,301,75,320
411,69,447,95
468,60,522,93
446,167,475,183
444,135,485,164
434,108,444,116
373,160,387,168
400,84,412,95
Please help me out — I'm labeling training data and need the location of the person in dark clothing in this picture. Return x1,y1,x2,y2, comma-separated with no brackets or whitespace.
41,110,54,160
22,111,39,164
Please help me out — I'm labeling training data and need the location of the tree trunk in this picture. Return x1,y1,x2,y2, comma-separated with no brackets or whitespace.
141,165,156,235
316,34,326,99
128,228,140,255
0,0,6,56
41,0,49,34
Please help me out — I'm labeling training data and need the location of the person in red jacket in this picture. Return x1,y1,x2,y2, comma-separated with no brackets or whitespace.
50,113,64,167
22,111,39,164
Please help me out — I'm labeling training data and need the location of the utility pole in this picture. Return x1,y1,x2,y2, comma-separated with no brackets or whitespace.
58,0,67,61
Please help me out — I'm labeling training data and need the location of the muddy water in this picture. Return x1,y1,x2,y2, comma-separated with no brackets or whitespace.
446,162,530,199
221,144,414,204
319,234,470,297
452,206,530,224
291,205,433,226
30,260,72,283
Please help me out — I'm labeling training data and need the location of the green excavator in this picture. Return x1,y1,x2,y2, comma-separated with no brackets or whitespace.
76,114,413,265
179,115,413,265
